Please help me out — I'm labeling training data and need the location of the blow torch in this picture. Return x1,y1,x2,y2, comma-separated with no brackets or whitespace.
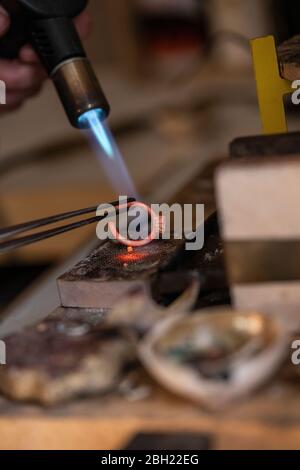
0,0,138,198
0,0,110,128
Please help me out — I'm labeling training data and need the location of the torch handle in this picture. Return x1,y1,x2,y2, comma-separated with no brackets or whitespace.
0,0,88,61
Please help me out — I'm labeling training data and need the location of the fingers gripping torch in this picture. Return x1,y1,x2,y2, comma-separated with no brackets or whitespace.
0,0,110,128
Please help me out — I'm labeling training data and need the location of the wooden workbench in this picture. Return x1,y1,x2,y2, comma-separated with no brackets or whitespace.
0,159,300,450
0,366,299,450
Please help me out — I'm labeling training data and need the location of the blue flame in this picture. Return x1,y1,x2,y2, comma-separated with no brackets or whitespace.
78,108,115,158
78,108,139,199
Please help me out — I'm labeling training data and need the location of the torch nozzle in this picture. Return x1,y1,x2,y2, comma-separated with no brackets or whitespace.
52,57,110,128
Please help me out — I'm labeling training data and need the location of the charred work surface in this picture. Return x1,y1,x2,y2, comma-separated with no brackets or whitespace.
182,214,229,307
59,210,227,309
3,309,122,378
61,239,182,283
153,213,230,308
230,132,300,159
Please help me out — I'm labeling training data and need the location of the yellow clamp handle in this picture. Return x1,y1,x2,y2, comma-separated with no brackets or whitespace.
251,35,293,134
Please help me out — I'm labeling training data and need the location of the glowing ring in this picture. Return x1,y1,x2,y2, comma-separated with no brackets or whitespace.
109,202,160,247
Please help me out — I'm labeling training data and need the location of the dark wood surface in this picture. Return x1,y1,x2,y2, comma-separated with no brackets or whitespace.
230,132,300,158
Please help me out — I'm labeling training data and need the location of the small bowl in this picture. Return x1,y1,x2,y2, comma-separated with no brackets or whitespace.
139,308,288,409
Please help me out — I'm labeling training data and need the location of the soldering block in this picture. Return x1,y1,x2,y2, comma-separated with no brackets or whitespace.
57,240,182,310
216,155,300,330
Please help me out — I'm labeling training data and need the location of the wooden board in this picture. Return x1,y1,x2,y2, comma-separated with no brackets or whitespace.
0,366,300,450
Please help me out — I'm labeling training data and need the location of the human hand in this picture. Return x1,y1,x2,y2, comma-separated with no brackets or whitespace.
0,6,92,112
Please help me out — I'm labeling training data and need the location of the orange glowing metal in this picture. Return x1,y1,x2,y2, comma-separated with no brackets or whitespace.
109,202,162,248
117,252,148,264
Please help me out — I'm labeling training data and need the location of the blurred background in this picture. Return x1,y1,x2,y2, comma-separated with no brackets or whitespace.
0,0,300,312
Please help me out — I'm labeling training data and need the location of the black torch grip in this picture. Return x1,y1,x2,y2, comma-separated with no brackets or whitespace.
31,17,86,74
0,0,88,66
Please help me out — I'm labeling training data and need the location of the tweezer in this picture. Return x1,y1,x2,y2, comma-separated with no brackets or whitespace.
0,198,135,254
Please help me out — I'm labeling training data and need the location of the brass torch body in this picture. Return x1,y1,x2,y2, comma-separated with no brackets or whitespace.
51,58,110,128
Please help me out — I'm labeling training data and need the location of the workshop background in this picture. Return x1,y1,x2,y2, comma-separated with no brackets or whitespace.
1,0,299,310
1,0,300,451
